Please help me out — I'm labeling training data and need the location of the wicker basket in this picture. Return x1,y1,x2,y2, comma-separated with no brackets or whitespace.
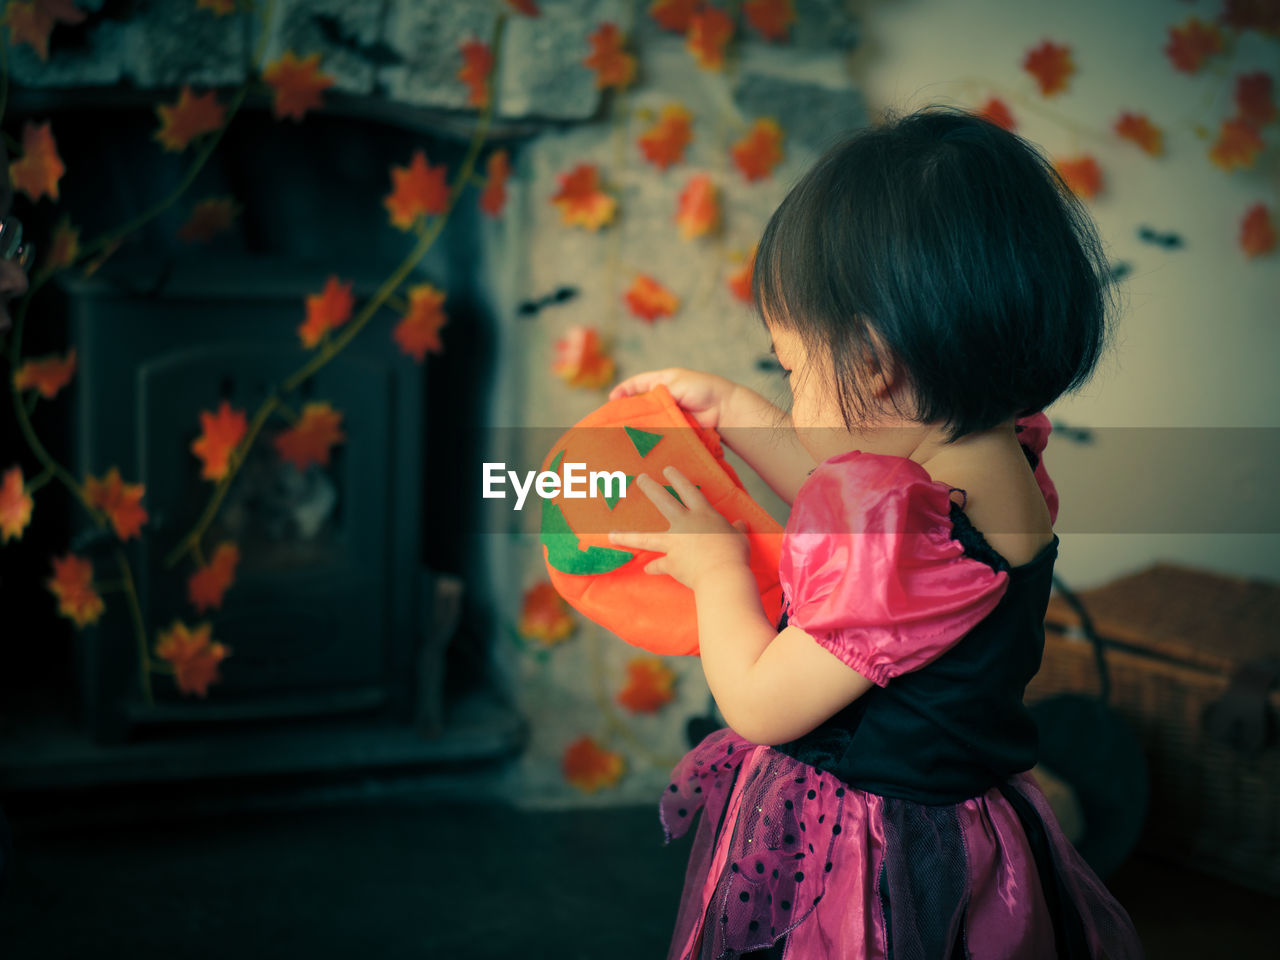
1030,563,1280,896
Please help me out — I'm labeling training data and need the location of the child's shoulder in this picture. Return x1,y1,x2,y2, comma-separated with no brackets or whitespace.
790,449,957,537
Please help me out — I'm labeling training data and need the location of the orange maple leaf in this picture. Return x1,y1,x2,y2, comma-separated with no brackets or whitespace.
649,0,699,32
518,582,576,646
1023,40,1074,96
1054,155,1103,200
675,173,718,239
1240,203,1276,258
584,22,636,89
9,120,65,202
1165,18,1224,74
731,118,785,182
190,400,248,481
551,326,615,389
1209,117,1264,170
197,0,236,15
551,163,617,230
298,275,355,349
155,621,230,698
1114,112,1164,156
263,51,335,122
618,656,677,713
505,0,540,16
154,87,226,152
13,348,76,400
637,103,694,170
187,542,240,613
384,149,450,230
687,5,734,70
2,0,85,61
458,39,493,108
479,149,510,218
1234,71,1276,128
45,216,79,271
393,283,448,361
977,97,1016,131
0,466,33,543
727,247,756,304
625,274,680,323
1221,0,1280,38
562,735,625,792
178,196,241,243
744,0,795,42
84,467,148,540
274,402,346,471
47,553,105,628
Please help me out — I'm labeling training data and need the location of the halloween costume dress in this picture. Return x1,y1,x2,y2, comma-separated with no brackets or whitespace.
659,415,1143,960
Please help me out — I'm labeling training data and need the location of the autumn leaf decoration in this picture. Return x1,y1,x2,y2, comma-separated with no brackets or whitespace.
504,0,540,16
178,197,242,243
551,163,617,230
1114,112,1164,156
1023,40,1074,96
458,39,494,108
518,582,576,646
188,542,240,614
551,326,615,389
617,656,676,713
393,284,449,361
584,23,636,89
155,621,230,698
45,217,80,272
675,173,718,239
384,149,450,231
197,0,236,15
744,0,796,42
977,98,1016,132
1210,118,1264,171
638,104,694,171
650,0,699,33
84,468,148,541
1055,155,1103,200
2,0,86,62
298,275,355,349
0,466,34,543
190,400,248,481
1240,204,1276,258
727,246,756,304
624,275,679,323
263,51,336,122
730,118,784,182
479,149,510,218
1164,18,1224,75
562,735,625,792
274,402,346,471
13,348,76,400
154,86,227,152
47,553,105,628
687,5,735,70
8,120,66,202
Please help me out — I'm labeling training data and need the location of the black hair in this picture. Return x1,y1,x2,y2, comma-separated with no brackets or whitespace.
752,104,1117,442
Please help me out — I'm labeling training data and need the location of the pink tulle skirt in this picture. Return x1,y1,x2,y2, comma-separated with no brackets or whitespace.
660,728,1144,960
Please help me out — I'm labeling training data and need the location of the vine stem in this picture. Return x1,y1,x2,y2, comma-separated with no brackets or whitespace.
116,547,153,705
164,10,509,569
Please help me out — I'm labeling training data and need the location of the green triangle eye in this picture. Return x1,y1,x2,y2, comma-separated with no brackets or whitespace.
624,425,663,457
604,475,634,510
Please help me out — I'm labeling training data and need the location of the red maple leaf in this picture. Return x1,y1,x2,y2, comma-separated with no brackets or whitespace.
977,97,1016,131
190,400,248,481
1023,40,1074,96
45,217,79,272
1221,0,1280,37
504,0,540,15
687,5,735,70
551,327,615,389
675,173,718,239
9,120,65,202
562,735,625,792
1054,155,1103,200
1113,112,1164,156
274,402,346,471
2,0,85,61
731,118,785,182
47,553,105,628
624,274,680,322
84,467,148,540
0,466,34,543
637,103,694,170
584,22,636,89
1234,71,1276,128
1165,18,1225,74
744,0,795,42
1240,203,1276,258
617,656,677,713
383,149,450,230
298,275,355,349
1209,117,1264,170
726,247,756,304
155,621,230,698
551,163,617,230
263,51,336,122
187,542,240,613
178,196,241,243
479,149,510,218
649,0,699,32
393,283,448,361
154,87,227,152
518,582,575,645
458,39,493,108
13,348,76,400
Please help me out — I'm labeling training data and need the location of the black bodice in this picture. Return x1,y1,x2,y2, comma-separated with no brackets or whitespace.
772,503,1060,805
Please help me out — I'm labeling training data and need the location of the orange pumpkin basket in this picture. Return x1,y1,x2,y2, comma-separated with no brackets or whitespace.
538,384,785,656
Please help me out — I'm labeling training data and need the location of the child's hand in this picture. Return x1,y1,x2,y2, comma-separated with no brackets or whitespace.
608,368,738,430
608,465,751,591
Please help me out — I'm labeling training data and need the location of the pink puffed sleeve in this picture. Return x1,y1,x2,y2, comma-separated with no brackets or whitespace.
779,452,1010,687
1015,412,1059,524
